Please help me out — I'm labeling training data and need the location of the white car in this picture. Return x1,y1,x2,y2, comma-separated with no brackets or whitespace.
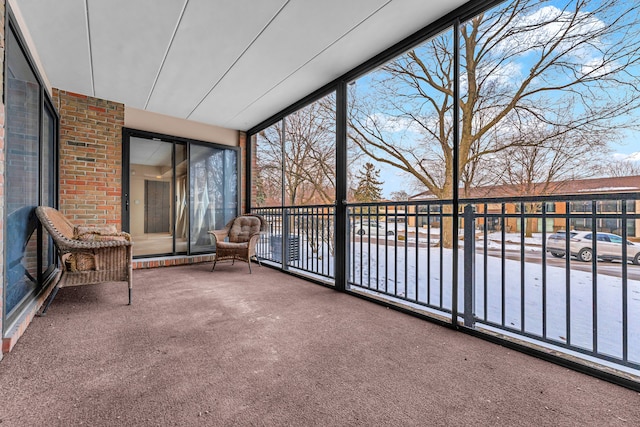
352,221,395,236
547,231,640,264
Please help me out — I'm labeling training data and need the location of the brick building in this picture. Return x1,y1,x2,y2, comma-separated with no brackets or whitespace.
409,175,640,238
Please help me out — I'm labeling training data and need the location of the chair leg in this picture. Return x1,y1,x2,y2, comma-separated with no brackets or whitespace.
38,284,60,316
248,258,252,274
128,287,132,305
211,258,217,271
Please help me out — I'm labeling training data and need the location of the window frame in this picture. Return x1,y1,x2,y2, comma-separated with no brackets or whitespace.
3,7,60,330
122,127,241,258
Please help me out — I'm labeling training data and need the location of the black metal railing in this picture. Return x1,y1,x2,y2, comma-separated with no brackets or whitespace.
347,202,455,317
465,193,640,370
252,205,335,281
253,192,640,374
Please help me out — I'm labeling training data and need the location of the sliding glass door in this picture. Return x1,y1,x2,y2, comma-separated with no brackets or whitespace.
190,144,238,253
128,136,187,256
124,129,238,257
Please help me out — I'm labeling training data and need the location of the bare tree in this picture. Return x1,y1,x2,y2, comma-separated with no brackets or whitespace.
594,159,640,177
254,95,338,258
254,96,337,207
254,125,284,207
348,0,640,247
390,190,410,201
491,117,609,235
283,99,336,205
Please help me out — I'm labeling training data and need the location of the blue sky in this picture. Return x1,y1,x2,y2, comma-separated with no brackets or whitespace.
348,0,640,199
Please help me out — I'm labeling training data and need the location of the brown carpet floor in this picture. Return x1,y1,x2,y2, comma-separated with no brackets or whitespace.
1,263,639,426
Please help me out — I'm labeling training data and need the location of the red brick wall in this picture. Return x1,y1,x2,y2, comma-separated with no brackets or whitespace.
53,89,124,228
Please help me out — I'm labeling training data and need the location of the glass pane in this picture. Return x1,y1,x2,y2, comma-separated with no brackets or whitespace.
347,30,454,203
283,93,336,205
6,26,41,315
129,137,175,256
251,121,283,207
175,143,188,254
223,150,239,219
190,144,238,253
458,0,640,199
346,27,456,310
41,105,56,275
278,93,337,274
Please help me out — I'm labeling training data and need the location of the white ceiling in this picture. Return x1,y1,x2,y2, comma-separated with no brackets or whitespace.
14,0,469,131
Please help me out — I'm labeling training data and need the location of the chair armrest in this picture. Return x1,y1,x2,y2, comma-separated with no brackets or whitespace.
247,232,265,249
208,230,229,243
55,233,133,252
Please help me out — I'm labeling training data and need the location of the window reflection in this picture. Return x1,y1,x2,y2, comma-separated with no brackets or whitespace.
6,25,42,316
190,145,238,252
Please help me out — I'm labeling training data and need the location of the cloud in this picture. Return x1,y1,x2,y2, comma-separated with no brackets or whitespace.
625,152,640,162
612,151,640,162
580,59,615,78
487,4,609,76
503,5,605,52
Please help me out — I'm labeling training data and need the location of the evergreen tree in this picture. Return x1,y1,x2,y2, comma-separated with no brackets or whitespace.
353,162,383,202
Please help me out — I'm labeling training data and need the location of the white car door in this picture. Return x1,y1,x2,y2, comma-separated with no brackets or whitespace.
596,233,616,258
606,234,625,258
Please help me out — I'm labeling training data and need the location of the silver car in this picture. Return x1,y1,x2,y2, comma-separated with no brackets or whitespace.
352,221,395,236
547,231,640,264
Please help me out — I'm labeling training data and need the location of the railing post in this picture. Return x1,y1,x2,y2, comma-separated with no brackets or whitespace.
334,80,348,291
463,204,475,328
283,208,290,271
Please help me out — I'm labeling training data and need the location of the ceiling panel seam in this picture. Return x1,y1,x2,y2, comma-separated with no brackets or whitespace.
223,0,393,129
185,0,291,120
85,0,95,96
144,0,190,110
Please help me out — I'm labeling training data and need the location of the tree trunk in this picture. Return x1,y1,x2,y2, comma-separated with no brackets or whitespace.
440,204,456,249
525,217,536,238
523,202,540,238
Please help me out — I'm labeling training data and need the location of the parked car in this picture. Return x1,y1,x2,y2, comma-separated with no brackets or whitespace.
546,231,640,265
352,221,395,236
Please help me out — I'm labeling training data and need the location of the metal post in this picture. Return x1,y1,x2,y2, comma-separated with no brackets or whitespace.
334,81,348,291
283,208,290,270
463,204,475,328
451,18,461,325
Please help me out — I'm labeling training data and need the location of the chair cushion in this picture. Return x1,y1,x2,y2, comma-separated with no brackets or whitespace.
74,225,118,238
216,241,249,249
74,225,130,242
228,216,261,243
65,253,96,272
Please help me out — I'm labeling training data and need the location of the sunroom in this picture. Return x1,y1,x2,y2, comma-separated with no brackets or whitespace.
2,0,640,421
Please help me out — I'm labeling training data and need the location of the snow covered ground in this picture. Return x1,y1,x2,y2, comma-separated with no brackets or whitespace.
262,230,640,373
348,243,640,366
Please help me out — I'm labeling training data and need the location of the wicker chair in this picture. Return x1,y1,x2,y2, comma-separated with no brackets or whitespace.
208,215,267,273
36,206,133,314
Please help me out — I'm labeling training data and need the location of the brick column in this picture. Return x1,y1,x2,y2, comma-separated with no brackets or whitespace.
53,89,125,228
